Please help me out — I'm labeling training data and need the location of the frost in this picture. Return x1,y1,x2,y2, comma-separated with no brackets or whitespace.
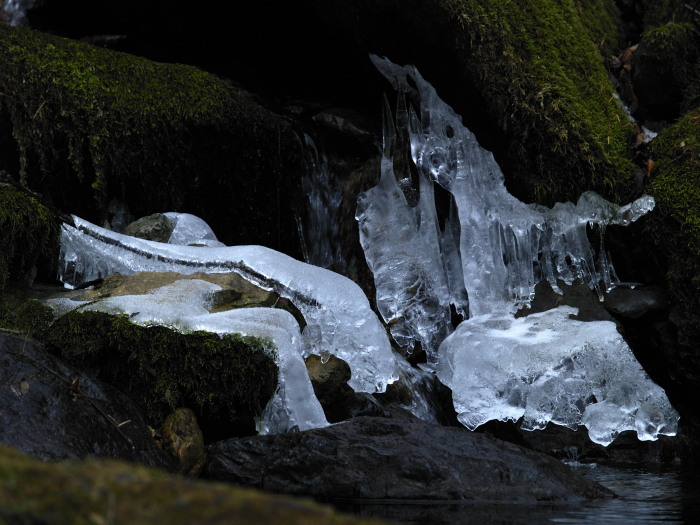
58,216,397,394
360,55,679,444
56,279,328,434
437,307,678,445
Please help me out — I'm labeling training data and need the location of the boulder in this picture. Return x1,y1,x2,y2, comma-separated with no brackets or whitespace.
0,24,305,256
124,213,174,243
0,331,174,469
204,417,614,502
0,444,383,525
162,408,206,477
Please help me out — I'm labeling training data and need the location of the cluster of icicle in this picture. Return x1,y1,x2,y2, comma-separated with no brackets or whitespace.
356,55,678,445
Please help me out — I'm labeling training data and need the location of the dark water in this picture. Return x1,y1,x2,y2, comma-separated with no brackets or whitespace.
333,464,700,524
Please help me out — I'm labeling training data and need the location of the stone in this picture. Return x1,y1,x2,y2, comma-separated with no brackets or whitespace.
204,417,614,502
124,213,174,243
0,331,174,470
162,408,206,477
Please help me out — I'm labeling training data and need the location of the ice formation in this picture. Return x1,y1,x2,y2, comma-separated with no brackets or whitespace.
51,279,328,434
437,307,677,445
0,0,35,26
164,212,226,248
58,216,398,394
358,55,678,444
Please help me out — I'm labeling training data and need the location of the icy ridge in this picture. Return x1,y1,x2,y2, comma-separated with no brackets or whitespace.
58,217,398,394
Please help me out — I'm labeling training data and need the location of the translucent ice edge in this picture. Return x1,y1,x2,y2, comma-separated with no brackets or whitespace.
58,216,398,394
47,279,328,434
436,307,679,446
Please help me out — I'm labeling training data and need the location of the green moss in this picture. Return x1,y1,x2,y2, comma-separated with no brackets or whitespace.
46,310,278,432
641,0,692,27
647,108,700,331
0,445,381,525
573,0,624,55
0,298,54,340
0,25,303,252
634,22,700,119
441,0,634,204
0,184,60,292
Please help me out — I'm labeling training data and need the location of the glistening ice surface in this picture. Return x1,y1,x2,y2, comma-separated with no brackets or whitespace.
360,56,678,444
58,216,398,394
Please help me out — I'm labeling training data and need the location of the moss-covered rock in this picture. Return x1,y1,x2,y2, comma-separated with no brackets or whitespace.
633,22,700,121
646,107,700,332
0,183,60,292
0,445,383,525
307,0,634,204
0,24,304,254
46,310,278,440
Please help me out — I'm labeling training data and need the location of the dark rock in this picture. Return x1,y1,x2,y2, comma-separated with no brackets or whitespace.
0,331,174,469
516,280,618,324
604,285,668,319
204,417,614,502
124,213,174,242
305,354,388,423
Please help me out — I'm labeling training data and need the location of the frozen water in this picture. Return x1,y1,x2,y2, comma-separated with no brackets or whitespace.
58,216,398,394
370,54,656,317
360,55,678,443
51,279,328,434
164,212,226,247
436,307,678,445
1,0,35,26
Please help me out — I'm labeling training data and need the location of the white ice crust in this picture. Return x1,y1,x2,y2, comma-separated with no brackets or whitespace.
58,217,398,395
437,307,678,445
164,212,226,248
55,279,328,434
359,55,679,444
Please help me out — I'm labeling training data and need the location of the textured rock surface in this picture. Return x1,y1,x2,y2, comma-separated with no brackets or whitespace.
0,331,174,469
0,444,384,525
205,417,614,502
162,408,206,477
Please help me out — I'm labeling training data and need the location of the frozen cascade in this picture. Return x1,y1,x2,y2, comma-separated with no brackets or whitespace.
50,279,328,434
58,216,398,395
359,56,678,445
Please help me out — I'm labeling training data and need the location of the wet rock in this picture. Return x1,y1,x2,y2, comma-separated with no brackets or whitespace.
204,417,614,502
305,354,387,423
124,213,174,242
0,444,383,525
0,331,174,469
604,285,668,319
162,408,206,477
516,280,618,324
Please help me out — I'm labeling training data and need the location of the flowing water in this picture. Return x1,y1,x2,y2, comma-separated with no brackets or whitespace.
333,465,700,524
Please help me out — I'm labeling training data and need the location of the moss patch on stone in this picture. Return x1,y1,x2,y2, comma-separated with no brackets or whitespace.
574,0,625,55
0,24,303,253
0,445,382,525
647,107,700,331
445,0,634,203
46,310,278,436
0,184,60,292
0,297,54,340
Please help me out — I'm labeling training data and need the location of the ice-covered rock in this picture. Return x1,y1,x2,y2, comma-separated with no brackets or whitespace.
56,278,328,434
58,216,397,394
164,212,226,248
437,307,678,446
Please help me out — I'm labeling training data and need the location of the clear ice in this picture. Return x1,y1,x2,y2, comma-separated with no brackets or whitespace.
51,279,328,434
359,55,679,444
58,216,398,395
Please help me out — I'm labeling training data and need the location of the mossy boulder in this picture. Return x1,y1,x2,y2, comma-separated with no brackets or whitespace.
46,310,278,441
646,107,700,333
633,22,700,121
0,445,383,525
0,24,304,255
305,0,634,204
0,183,60,292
